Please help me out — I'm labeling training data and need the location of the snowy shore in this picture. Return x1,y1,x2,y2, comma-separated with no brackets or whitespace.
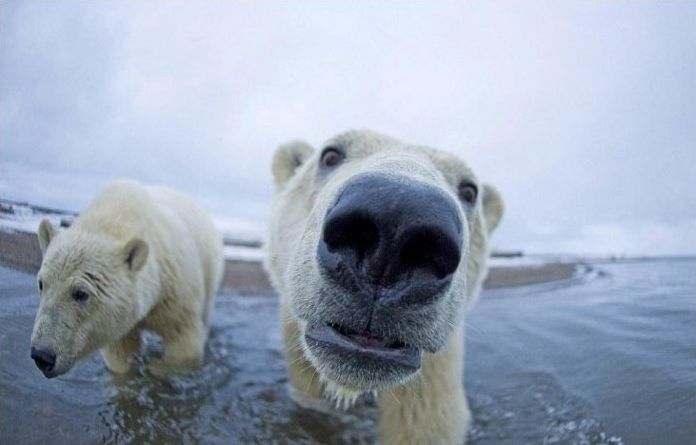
0,198,581,293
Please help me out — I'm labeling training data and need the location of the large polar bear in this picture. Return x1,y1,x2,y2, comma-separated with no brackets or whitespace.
30,180,224,378
265,130,503,444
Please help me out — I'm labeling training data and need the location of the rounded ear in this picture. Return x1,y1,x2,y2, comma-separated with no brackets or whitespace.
272,140,314,190
482,184,504,234
37,219,57,254
122,238,149,272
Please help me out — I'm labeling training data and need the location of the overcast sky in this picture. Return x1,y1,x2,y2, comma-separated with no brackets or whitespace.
1,1,695,256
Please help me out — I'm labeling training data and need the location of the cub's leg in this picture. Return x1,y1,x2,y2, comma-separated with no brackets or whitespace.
102,329,141,374
148,317,207,377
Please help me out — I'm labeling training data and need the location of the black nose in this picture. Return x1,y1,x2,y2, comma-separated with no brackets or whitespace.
318,175,463,305
31,346,57,377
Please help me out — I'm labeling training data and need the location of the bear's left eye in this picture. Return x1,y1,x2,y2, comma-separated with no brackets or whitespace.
71,289,89,302
38,279,43,292
458,182,478,205
320,147,345,169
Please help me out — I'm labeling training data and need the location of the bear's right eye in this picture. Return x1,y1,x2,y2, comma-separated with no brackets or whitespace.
38,279,43,292
71,289,89,302
320,147,345,169
458,182,478,205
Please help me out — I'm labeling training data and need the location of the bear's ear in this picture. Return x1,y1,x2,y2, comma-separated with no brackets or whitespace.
122,238,149,272
37,219,57,255
482,184,504,234
272,140,314,190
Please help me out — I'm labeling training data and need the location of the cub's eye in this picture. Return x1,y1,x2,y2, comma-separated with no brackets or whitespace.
71,289,89,302
458,182,478,205
38,279,43,292
320,147,345,169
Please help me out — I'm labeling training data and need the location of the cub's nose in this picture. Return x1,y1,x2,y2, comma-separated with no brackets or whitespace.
318,175,463,305
31,346,57,378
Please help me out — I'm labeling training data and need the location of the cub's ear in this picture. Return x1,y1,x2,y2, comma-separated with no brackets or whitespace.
37,219,57,254
122,238,149,272
482,184,504,234
272,140,314,190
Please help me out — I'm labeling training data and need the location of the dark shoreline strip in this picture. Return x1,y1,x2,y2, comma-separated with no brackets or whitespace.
0,230,578,294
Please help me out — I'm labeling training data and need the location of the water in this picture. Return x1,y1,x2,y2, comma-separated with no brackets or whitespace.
1,260,694,444
466,260,696,445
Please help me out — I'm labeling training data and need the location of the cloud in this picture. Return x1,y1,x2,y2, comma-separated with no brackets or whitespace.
501,218,696,257
1,0,695,255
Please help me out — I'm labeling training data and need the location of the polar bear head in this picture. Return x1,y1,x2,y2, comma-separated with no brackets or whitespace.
30,220,148,378
266,130,503,399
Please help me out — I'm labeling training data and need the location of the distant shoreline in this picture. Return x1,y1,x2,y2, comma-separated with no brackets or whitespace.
0,197,607,293
0,228,582,294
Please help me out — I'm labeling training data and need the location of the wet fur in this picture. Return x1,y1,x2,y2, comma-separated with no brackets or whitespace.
265,130,503,444
32,180,224,377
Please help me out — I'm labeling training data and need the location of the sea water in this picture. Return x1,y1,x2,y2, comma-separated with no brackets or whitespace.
0,260,693,444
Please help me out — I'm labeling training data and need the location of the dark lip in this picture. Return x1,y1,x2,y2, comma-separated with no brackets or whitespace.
305,323,421,371
42,370,58,379
37,367,59,379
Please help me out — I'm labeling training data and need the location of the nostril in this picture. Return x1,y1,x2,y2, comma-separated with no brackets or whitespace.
323,212,379,259
318,175,464,297
30,346,56,373
399,228,462,279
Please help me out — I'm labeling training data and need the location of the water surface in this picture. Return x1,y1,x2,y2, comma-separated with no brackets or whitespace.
1,260,694,444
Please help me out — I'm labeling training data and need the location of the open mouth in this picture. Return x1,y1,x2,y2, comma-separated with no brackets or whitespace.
305,322,421,370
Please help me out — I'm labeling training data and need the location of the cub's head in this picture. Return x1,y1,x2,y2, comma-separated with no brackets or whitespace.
30,219,148,378
265,130,503,400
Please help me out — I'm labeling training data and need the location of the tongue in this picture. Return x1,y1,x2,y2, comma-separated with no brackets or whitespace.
350,333,389,348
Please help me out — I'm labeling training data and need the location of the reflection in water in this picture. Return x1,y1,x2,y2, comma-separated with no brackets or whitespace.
1,260,694,445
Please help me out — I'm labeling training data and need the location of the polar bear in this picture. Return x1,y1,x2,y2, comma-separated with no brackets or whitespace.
30,180,224,378
265,130,503,444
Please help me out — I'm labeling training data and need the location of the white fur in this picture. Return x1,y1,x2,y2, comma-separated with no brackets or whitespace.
31,179,224,377
265,130,503,444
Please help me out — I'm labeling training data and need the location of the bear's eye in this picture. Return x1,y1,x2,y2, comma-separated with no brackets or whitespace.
320,147,345,169
458,182,478,205
38,279,43,292
71,289,89,302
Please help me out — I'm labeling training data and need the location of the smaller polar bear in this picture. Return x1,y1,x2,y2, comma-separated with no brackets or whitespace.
30,180,224,378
